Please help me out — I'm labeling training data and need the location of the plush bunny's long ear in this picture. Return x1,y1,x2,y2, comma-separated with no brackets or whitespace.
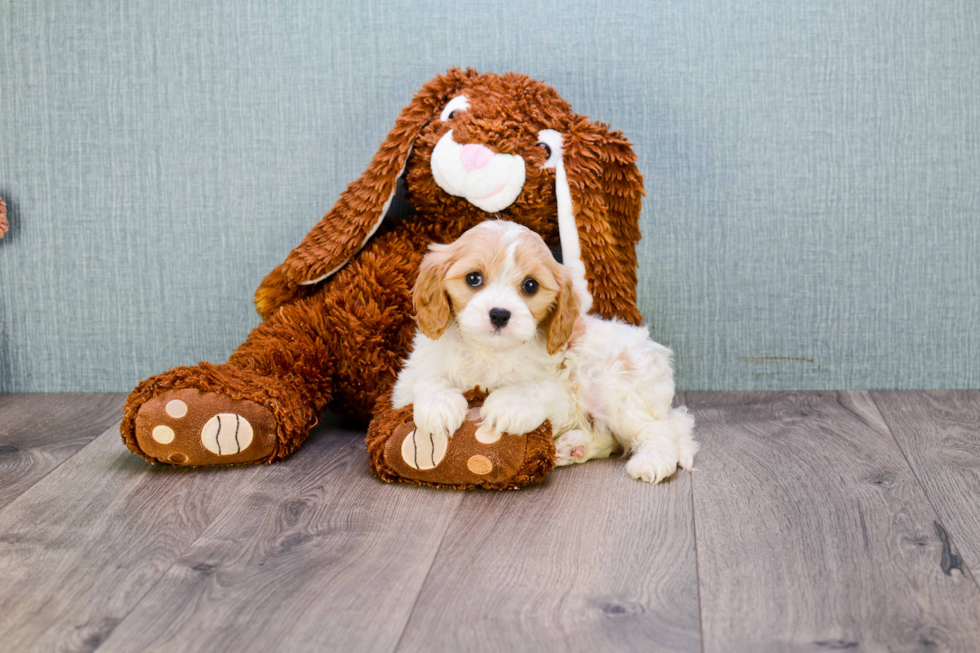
538,120,644,326
270,70,472,289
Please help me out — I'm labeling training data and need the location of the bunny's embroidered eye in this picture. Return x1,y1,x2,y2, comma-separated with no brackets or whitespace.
466,272,483,288
536,130,562,168
440,96,470,122
522,278,539,295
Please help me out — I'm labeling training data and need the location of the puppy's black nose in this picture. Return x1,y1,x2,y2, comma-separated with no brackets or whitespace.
488,308,511,329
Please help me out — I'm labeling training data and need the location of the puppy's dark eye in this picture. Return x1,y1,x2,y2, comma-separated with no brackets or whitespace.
522,278,539,295
447,110,458,120
536,142,552,159
466,272,483,287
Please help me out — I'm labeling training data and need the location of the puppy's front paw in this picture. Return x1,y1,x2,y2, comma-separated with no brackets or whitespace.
480,388,547,436
414,389,468,440
626,446,679,484
554,429,592,466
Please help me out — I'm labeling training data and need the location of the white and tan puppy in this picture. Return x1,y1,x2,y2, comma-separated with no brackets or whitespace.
392,220,697,483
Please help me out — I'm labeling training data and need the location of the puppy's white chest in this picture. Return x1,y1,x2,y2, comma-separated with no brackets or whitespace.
454,347,543,389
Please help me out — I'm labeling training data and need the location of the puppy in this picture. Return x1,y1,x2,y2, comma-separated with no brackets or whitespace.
392,220,697,483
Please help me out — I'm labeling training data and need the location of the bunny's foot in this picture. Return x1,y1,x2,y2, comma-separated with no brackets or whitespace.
132,388,278,466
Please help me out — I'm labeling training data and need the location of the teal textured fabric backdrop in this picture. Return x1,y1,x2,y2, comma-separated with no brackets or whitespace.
1,0,978,392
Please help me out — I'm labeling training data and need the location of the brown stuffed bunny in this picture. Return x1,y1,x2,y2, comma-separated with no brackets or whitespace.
121,68,645,467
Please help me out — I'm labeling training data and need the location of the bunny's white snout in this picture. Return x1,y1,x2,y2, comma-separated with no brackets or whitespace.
430,130,526,213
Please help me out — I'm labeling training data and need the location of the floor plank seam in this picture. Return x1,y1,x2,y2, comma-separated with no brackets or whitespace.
389,494,467,653
689,470,707,653
867,392,980,593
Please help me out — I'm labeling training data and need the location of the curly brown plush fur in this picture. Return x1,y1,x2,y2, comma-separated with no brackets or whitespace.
122,68,645,467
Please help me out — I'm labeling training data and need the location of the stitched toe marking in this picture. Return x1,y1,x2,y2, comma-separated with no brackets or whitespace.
201,414,254,455
400,428,449,470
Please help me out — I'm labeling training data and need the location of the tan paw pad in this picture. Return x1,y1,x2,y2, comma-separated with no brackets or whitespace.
165,399,188,418
401,429,449,470
466,455,493,475
152,425,176,444
474,424,502,444
201,414,254,455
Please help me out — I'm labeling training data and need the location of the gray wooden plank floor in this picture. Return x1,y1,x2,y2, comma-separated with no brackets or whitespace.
99,423,464,653
0,391,978,652
687,392,980,653
872,392,980,572
0,393,125,509
396,393,700,653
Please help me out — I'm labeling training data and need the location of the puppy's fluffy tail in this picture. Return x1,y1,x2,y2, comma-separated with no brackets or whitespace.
669,404,695,437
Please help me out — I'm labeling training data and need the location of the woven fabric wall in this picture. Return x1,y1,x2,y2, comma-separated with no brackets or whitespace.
1,0,978,391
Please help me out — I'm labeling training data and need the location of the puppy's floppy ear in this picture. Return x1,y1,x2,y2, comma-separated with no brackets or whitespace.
546,264,581,355
254,68,476,314
413,244,454,340
558,118,645,326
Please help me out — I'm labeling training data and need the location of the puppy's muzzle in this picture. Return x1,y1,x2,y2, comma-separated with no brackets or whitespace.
488,308,511,330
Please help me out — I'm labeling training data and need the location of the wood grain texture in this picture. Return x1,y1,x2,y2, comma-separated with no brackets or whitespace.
0,393,125,509
0,424,271,652
98,425,464,653
687,391,980,653
396,393,700,653
5,392,980,651
872,391,980,572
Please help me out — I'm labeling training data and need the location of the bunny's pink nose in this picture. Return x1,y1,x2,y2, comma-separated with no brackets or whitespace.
460,144,495,173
